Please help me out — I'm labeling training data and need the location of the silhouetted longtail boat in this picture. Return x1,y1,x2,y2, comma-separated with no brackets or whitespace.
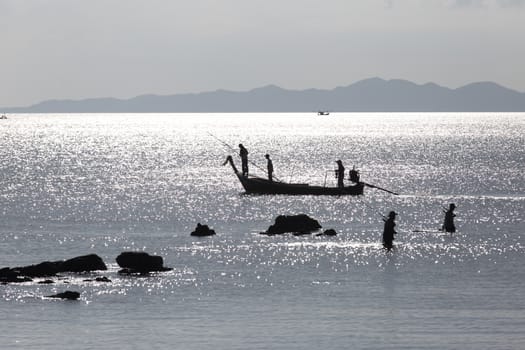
223,156,364,195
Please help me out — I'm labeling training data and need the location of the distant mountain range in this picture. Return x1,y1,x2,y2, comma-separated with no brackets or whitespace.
3,78,525,113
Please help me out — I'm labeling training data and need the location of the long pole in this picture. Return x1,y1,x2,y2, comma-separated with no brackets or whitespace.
362,182,399,196
207,132,282,182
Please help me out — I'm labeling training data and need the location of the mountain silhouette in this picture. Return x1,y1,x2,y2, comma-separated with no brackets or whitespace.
3,78,525,112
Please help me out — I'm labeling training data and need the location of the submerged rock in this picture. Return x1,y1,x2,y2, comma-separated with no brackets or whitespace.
116,252,172,273
46,291,80,300
38,279,55,284
316,229,337,236
190,223,216,237
83,276,111,283
262,214,322,235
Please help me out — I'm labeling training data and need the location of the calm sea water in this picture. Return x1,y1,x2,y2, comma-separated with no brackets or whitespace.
1,113,524,349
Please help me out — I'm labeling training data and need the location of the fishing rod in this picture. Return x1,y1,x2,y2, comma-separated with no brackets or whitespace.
207,132,282,182
353,195,389,220
362,182,399,196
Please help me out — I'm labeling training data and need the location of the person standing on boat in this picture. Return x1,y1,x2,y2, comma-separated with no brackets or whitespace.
265,154,274,182
336,160,345,188
442,203,456,234
239,144,249,177
383,211,397,251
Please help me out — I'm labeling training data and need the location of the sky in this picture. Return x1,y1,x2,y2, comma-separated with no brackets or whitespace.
1,0,525,107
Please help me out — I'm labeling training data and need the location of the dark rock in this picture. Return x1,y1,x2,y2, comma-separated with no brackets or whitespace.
46,291,80,300
83,276,110,282
190,223,216,237
0,268,33,283
262,214,322,235
38,279,55,284
316,229,337,236
95,276,111,282
6,254,107,279
14,261,60,278
116,252,171,273
60,254,107,272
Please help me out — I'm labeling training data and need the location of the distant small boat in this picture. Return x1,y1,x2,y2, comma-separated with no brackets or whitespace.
0,114,7,119
223,156,364,196
317,111,330,116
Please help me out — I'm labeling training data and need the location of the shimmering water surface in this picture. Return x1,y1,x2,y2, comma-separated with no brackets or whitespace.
1,113,524,349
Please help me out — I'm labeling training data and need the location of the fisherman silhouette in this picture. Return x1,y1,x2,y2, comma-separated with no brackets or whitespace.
336,160,345,188
239,144,249,177
442,203,456,233
348,166,360,183
265,154,274,182
383,211,397,251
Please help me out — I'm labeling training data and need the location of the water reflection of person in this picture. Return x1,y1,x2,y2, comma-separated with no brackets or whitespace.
239,144,249,177
383,211,397,251
265,154,274,182
442,203,456,234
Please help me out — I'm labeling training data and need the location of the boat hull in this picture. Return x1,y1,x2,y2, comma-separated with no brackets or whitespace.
237,174,364,195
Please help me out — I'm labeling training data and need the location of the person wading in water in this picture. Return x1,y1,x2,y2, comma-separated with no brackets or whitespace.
383,211,397,251
442,203,456,234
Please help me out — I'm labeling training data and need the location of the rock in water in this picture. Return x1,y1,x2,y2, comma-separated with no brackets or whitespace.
3,254,108,280
263,214,322,235
316,229,337,236
0,268,32,283
15,261,61,278
60,254,107,272
190,223,216,236
116,252,172,273
46,291,81,300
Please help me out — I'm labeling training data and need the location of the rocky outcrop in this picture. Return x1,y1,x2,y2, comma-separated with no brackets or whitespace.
116,252,172,274
15,261,60,278
0,268,32,283
60,254,107,272
262,214,322,235
46,291,81,300
190,223,216,237
0,254,107,283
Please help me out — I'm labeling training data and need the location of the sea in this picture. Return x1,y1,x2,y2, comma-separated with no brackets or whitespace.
0,113,524,349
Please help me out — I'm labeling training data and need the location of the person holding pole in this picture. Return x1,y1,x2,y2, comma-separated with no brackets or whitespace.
265,154,274,182
239,144,249,177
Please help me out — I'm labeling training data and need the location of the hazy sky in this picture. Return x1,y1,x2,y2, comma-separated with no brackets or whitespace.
1,0,525,107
